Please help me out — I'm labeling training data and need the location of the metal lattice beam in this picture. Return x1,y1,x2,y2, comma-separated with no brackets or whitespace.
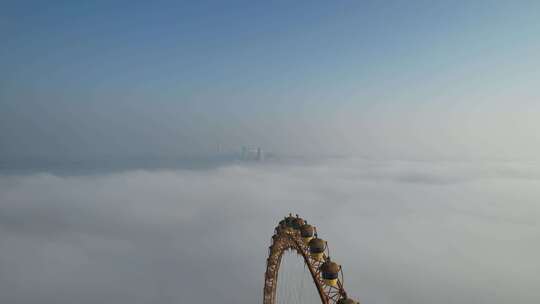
263,217,353,304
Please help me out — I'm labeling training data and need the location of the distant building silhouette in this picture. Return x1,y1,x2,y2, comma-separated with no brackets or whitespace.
241,146,264,161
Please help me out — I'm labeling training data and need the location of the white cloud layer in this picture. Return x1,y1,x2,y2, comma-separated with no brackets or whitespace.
1,159,539,304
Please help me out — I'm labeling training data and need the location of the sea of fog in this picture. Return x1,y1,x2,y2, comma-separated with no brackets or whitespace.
1,158,539,304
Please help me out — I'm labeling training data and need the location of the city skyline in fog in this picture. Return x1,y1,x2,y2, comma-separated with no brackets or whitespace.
2,1,540,161
2,2,540,304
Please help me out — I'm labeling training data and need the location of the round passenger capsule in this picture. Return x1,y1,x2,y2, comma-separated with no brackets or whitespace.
308,238,326,261
300,224,314,243
291,217,305,229
320,259,340,287
284,214,295,227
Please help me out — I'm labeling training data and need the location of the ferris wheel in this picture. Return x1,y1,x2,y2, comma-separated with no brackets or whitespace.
263,214,360,304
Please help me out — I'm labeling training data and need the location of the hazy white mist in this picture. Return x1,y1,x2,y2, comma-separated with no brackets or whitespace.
1,158,538,304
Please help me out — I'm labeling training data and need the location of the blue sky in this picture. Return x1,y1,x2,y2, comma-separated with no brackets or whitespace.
1,1,540,159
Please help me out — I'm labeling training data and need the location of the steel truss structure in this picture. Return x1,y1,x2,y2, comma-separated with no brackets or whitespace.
263,215,354,304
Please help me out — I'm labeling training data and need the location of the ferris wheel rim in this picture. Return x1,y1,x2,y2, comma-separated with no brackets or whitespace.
263,214,357,304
